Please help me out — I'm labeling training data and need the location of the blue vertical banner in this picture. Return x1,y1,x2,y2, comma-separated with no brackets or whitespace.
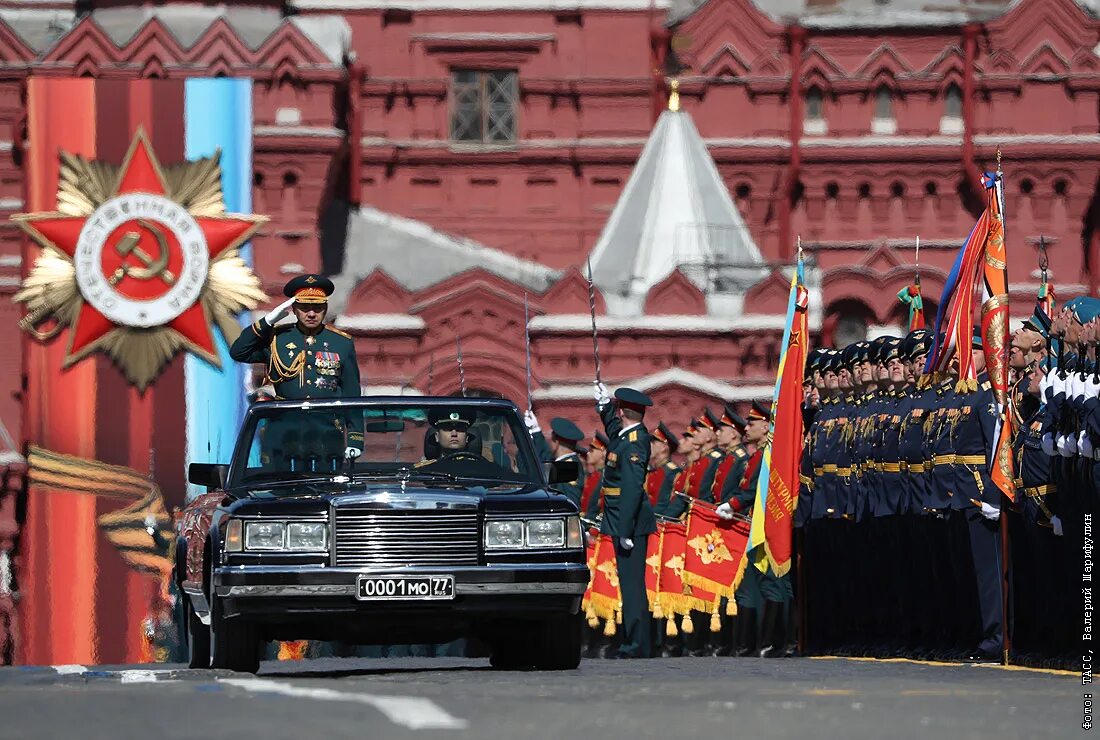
184,78,253,499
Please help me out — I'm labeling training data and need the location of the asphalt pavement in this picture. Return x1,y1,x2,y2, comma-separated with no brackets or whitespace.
0,656,1081,740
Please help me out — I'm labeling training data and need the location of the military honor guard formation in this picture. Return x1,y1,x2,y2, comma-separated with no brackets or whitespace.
517,167,1088,670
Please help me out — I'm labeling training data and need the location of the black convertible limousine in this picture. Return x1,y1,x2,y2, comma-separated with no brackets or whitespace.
176,397,587,673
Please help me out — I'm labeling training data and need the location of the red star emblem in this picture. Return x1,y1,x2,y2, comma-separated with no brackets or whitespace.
16,130,263,367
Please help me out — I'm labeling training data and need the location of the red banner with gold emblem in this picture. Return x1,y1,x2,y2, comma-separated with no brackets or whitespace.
681,500,751,599
588,533,621,628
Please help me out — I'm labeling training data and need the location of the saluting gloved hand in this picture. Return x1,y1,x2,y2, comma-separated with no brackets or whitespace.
1051,515,1064,537
978,501,1000,521
1079,430,1094,459
344,447,362,461
523,410,541,434
1040,370,1056,402
264,297,296,327
619,537,634,551
593,381,611,408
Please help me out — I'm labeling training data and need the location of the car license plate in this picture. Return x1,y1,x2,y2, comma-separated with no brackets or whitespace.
356,575,455,601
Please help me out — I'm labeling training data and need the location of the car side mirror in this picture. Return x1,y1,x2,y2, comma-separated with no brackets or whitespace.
188,463,229,489
547,459,581,485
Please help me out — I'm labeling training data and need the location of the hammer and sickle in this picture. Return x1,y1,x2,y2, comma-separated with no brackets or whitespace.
108,219,176,286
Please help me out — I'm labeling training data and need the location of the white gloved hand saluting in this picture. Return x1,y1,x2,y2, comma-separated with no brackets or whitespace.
523,410,541,434
593,381,611,408
344,447,362,461
619,537,634,551
264,297,296,327
716,502,734,520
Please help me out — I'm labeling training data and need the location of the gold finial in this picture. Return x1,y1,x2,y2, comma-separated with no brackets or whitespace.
668,78,680,112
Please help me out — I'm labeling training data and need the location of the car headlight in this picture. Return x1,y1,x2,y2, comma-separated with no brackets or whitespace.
244,521,285,551
565,516,583,548
485,520,525,549
526,519,565,548
286,522,327,551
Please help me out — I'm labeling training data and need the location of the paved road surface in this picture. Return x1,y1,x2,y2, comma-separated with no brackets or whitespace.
0,657,1080,740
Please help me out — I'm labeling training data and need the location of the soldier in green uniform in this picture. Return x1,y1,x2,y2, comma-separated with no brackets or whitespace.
527,415,586,507
230,274,364,464
593,382,656,659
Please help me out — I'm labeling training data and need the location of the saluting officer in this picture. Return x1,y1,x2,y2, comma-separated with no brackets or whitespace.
583,432,610,521
230,274,364,460
594,382,657,659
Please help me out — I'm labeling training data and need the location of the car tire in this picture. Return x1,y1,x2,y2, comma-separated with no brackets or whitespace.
533,613,582,670
208,567,263,673
185,594,210,669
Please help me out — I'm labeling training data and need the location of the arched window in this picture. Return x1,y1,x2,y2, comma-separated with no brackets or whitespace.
874,85,893,120
804,86,827,135
944,83,963,118
871,85,896,135
805,86,824,121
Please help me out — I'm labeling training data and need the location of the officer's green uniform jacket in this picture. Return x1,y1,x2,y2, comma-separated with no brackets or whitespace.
531,433,584,508
230,317,364,452
597,403,656,538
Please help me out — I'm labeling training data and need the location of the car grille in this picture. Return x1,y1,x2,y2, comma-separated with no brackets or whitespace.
333,508,480,568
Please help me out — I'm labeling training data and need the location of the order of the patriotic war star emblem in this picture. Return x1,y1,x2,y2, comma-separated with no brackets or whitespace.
13,129,268,389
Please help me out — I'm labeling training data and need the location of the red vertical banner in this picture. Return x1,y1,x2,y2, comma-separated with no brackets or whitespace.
20,77,99,666
17,78,190,665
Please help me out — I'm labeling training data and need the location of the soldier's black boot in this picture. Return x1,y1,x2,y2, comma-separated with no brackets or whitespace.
687,610,710,657
782,605,799,658
734,607,757,657
713,615,737,657
758,600,786,658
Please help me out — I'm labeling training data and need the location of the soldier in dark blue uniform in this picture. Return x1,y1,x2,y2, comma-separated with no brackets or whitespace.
230,274,364,464
948,329,1004,661
527,415,586,507
593,383,656,659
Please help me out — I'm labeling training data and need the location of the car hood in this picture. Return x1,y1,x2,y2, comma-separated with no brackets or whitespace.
224,480,578,518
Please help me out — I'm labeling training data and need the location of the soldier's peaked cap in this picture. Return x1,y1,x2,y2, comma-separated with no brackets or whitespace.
614,387,653,409
653,422,676,445
840,343,861,367
747,400,772,422
720,404,747,432
284,274,334,304
550,417,585,443
429,408,474,428
702,408,722,431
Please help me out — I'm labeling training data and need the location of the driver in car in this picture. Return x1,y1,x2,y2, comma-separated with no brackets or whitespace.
423,409,483,461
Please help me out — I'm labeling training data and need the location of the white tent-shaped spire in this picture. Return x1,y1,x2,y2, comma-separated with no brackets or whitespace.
588,90,764,317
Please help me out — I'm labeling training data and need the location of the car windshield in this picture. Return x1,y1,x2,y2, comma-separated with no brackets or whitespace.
229,401,541,488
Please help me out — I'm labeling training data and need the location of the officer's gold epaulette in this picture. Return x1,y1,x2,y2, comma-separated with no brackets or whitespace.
628,430,638,442
709,449,722,458
665,461,680,471
326,324,353,339
735,448,747,458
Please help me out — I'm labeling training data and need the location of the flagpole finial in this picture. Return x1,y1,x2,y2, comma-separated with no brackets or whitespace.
1038,234,1049,273
797,235,802,261
668,78,681,112
996,145,1003,173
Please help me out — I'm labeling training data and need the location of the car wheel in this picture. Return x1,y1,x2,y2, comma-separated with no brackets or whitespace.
208,567,263,673
533,613,582,670
488,629,535,670
185,593,210,669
